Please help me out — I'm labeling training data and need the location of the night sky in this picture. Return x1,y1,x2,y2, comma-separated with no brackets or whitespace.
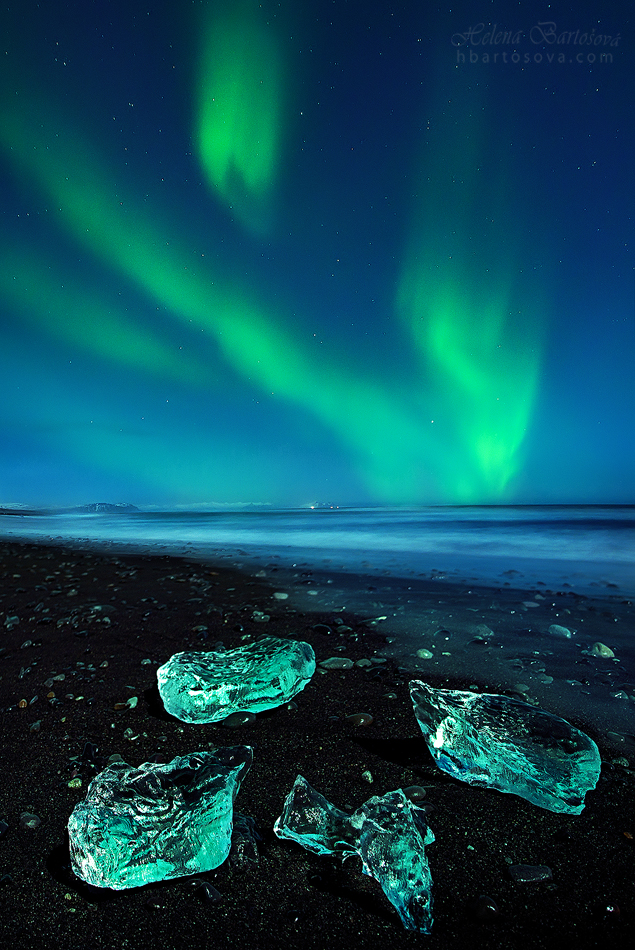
0,1,632,508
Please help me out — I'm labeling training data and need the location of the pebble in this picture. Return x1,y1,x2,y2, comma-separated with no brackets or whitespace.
591,642,615,658
344,712,373,726
273,592,288,600
319,657,353,670
0,821,9,839
548,624,572,638
68,777,82,788
508,864,553,883
606,731,635,747
222,711,257,728
594,903,621,921
29,720,41,733
469,895,500,921
361,770,373,783
311,624,332,635
251,611,270,622
190,879,223,903
82,742,99,762
115,696,138,710
403,785,426,803
144,894,166,910
416,648,434,659
355,659,373,668
18,699,27,709
20,640,33,649
19,812,41,830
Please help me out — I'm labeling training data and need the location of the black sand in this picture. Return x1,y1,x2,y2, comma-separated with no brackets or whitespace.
0,540,633,949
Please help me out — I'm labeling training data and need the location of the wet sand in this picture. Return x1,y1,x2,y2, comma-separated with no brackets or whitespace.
0,540,633,949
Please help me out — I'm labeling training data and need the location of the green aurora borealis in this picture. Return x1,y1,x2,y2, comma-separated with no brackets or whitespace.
195,0,286,235
0,1,632,506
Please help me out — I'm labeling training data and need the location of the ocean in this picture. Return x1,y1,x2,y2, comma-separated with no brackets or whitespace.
1,505,633,740
1,505,632,593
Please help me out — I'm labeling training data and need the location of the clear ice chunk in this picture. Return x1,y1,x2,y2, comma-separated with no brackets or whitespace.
157,636,316,723
68,746,252,889
410,681,601,814
274,775,435,932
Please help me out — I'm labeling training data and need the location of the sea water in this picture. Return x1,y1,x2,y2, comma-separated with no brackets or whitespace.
0,506,632,594
1,505,633,740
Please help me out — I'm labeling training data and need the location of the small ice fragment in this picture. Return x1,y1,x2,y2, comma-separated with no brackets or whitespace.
157,637,315,724
273,592,288,600
68,747,252,889
410,681,601,814
274,775,435,932
475,624,494,637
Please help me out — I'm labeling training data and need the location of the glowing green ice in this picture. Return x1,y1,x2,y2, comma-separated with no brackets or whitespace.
68,747,252,889
157,637,316,724
410,681,601,814
274,775,435,932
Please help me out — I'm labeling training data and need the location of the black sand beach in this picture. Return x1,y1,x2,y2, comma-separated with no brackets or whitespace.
1,540,634,949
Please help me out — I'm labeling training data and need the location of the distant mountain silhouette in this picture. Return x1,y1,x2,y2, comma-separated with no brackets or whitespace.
72,503,140,513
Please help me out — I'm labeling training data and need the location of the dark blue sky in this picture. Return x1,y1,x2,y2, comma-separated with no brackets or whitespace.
0,1,632,507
